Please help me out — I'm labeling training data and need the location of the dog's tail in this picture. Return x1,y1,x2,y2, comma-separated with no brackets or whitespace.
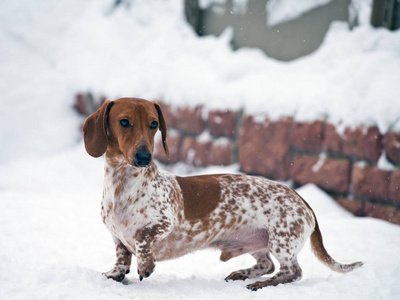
297,191,363,273
310,218,363,273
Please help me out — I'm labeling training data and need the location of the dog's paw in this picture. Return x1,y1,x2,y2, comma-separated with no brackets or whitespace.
225,271,249,281
137,256,156,281
103,267,130,282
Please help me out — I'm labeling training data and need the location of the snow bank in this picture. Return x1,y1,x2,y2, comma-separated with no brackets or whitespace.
1,0,399,163
266,0,332,26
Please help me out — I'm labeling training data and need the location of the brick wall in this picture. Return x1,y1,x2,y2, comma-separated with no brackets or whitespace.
75,94,400,226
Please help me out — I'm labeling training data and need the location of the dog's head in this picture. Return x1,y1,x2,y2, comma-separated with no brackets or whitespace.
83,97,169,167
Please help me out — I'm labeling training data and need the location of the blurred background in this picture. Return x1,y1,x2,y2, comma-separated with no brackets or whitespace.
1,1,400,299
1,0,399,223
188,0,399,60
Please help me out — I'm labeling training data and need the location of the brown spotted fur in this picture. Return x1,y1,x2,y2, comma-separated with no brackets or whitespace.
83,97,363,291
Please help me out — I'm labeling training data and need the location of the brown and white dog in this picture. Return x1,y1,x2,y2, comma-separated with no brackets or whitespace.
83,97,362,290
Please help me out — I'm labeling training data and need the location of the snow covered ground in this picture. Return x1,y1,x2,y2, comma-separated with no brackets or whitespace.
1,0,400,299
1,145,400,299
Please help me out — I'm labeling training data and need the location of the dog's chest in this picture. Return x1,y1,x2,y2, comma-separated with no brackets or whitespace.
101,165,176,245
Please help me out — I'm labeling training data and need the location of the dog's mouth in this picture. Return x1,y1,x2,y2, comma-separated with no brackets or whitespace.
132,161,152,168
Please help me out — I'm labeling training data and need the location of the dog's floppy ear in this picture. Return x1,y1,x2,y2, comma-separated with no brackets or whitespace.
153,101,170,159
83,100,114,158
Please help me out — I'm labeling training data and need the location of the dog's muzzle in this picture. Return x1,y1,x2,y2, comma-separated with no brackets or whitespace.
134,147,152,167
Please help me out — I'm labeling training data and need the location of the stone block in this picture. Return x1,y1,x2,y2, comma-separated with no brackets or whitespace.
207,110,237,138
181,137,212,167
171,106,205,135
290,154,351,194
364,202,400,225
292,121,324,152
383,132,400,164
324,124,383,162
208,140,235,166
335,197,364,216
351,163,391,202
389,168,400,204
154,132,182,164
157,102,175,129
75,93,95,116
239,115,292,180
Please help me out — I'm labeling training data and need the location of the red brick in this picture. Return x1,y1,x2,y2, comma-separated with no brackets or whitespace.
383,132,400,164
364,202,400,225
157,102,175,129
154,133,182,164
292,121,324,152
207,110,237,138
239,115,292,180
181,137,196,165
171,106,205,135
290,154,351,194
389,169,400,204
75,93,95,116
208,140,235,166
335,197,364,216
324,124,383,162
181,137,212,167
351,163,391,202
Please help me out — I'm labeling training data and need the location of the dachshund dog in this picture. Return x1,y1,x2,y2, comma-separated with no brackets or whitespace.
83,97,362,290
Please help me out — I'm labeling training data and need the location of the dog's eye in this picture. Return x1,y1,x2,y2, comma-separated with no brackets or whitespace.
150,121,158,129
119,119,131,128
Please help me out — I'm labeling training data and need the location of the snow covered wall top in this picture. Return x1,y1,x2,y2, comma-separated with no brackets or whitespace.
0,0,399,163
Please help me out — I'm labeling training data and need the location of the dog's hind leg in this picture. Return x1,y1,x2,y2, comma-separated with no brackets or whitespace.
211,228,274,281
225,250,275,281
246,257,302,290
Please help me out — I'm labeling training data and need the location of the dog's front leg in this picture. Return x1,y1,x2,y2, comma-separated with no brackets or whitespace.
135,221,172,281
103,235,132,282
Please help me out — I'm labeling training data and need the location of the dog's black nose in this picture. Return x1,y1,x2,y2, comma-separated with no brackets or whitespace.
135,149,152,167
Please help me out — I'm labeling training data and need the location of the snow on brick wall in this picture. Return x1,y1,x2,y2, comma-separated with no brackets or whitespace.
76,94,400,226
